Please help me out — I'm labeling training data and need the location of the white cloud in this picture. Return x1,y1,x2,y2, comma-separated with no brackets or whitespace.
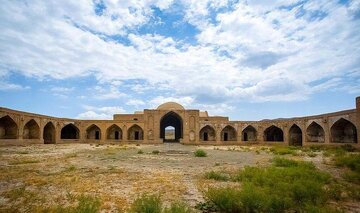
148,96,195,108
77,105,127,119
0,82,30,91
51,87,74,93
0,0,359,106
126,99,146,106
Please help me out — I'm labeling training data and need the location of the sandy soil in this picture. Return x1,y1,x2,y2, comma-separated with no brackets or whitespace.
0,143,358,212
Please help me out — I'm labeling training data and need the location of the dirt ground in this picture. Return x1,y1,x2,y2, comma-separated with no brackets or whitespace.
0,143,357,212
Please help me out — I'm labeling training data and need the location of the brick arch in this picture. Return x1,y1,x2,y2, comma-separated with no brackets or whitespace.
200,125,216,141
264,125,284,142
306,121,325,143
61,123,79,139
289,124,302,146
107,124,122,140
23,119,40,139
0,115,18,139
43,121,56,144
221,125,237,141
86,124,101,140
242,125,257,141
128,124,143,140
330,118,357,143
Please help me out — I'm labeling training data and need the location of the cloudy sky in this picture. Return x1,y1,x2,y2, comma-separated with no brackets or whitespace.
0,0,359,120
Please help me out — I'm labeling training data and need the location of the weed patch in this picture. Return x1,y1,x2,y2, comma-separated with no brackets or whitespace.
204,171,229,181
203,158,336,212
194,149,207,157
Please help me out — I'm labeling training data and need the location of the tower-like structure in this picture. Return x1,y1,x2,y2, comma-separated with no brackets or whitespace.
356,96,360,144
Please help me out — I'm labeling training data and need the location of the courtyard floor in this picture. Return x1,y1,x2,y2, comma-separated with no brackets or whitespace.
0,143,359,212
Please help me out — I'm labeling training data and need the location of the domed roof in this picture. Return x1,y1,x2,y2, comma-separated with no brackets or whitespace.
157,102,185,110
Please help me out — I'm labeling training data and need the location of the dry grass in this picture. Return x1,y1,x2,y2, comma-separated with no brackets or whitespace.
0,144,359,212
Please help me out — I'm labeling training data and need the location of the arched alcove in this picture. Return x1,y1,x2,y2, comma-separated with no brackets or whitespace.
61,124,79,139
264,125,284,142
306,122,325,143
86,124,101,140
43,122,56,144
128,124,143,140
107,124,122,140
242,125,257,141
289,124,302,146
23,119,40,139
331,118,357,143
0,115,18,139
221,125,237,141
200,125,216,141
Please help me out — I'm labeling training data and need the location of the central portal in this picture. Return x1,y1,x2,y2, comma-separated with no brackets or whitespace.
160,111,183,142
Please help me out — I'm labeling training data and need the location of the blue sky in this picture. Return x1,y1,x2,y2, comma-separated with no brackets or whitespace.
0,0,359,121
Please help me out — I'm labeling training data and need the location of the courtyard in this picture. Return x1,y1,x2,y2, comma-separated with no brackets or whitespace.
0,143,359,212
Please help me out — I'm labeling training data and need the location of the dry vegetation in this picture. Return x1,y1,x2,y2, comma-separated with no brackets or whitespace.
0,143,359,212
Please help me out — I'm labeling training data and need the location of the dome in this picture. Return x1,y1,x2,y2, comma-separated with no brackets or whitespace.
157,102,185,110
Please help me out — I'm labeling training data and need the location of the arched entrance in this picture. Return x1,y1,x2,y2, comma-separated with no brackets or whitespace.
242,125,257,142
128,124,143,140
160,111,183,142
306,122,325,143
264,125,284,142
200,125,216,142
221,125,237,141
61,124,79,139
107,124,122,140
331,118,357,143
86,124,101,140
23,119,40,139
289,124,302,146
43,122,56,144
0,115,18,139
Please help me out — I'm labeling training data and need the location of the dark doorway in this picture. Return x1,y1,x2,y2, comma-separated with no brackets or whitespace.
306,122,325,143
200,125,216,141
135,131,139,140
160,112,183,142
107,124,122,140
224,133,228,141
43,122,55,144
95,131,100,140
331,118,357,143
243,132,248,141
242,125,257,141
204,132,208,141
264,125,284,142
0,115,18,139
289,124,302,146
61,124,79,139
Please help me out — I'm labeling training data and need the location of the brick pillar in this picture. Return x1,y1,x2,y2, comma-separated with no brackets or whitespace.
356,97,360,146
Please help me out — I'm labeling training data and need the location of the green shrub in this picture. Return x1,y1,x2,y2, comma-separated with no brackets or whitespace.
334,153,360,172
309,145,323,152
204,171,229,181
326,184,343,201
273,157,299,167
342,171,360,184
194,149,207,157
152,150,160,155
75,195,101,213
307,152,317,157
341,144,357,152
137,150,144,154
270,147,295,155
130,194,162,213
205,158,333,212
163,201,194,213
205,187,241,212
